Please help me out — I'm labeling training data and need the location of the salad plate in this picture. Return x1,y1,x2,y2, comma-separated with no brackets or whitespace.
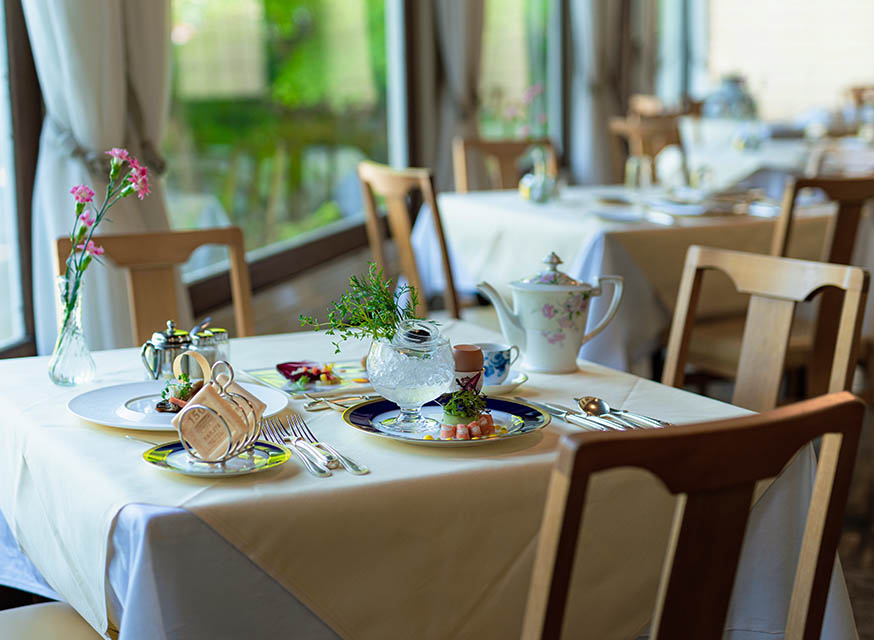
342,397,550,447
482,369,528,396
246,360,372,398
68,381,288,431
143,441,291,477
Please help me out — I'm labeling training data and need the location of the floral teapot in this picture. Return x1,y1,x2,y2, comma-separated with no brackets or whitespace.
476,253,623,373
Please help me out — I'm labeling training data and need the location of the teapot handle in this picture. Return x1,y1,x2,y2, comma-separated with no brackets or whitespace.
580,276,624,345
141,343,160,380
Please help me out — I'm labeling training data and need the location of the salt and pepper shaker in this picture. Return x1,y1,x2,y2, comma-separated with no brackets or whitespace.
451,344,484,393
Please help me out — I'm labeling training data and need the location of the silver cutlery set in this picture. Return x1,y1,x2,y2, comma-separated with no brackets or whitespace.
515,395,672,432
260,414,370,477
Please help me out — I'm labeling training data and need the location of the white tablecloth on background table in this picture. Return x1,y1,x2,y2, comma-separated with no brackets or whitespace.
0,324,859,639
411,186,874,371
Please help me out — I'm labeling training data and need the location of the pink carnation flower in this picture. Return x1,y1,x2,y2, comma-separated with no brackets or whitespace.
127,158,150,200
77,240,104,256
106,148,129,162
70,184,95,203
79,211,95,226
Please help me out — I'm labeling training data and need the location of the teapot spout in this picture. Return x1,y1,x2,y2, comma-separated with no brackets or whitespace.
476,282,525,350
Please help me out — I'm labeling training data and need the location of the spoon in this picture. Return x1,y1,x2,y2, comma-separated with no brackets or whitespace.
575,396,665,429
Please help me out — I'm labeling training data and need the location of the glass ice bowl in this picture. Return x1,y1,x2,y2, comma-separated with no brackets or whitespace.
366,320,454,434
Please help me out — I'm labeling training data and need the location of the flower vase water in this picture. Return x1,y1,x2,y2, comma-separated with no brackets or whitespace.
48,276,95,386
47,147,152,385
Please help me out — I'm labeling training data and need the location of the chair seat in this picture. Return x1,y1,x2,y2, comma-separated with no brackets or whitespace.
0,602,102,639
688,312,815,379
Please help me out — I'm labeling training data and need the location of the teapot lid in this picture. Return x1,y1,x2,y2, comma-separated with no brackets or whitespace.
150,320,191,347
517,252,585,287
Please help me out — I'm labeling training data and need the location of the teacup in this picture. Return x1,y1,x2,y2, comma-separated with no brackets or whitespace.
475,343,520,385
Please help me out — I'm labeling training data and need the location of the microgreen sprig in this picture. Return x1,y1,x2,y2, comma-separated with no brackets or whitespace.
439,388,489,419
300,263,420,353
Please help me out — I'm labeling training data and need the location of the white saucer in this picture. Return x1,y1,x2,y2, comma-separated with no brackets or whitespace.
482,370,528,396
68,381,288,431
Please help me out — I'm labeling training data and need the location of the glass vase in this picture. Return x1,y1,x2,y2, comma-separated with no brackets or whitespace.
48,276,96,386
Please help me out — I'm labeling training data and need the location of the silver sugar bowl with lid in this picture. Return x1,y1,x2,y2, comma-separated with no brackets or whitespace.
141,320,192,380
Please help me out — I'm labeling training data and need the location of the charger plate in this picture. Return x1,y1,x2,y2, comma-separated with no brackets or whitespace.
143,441,291,477
342,397,550,447
68,381,288,431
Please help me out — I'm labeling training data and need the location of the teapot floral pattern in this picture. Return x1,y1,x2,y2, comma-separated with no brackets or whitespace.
539,291,591,345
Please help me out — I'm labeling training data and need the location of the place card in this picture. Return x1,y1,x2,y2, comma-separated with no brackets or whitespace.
172,383,249,461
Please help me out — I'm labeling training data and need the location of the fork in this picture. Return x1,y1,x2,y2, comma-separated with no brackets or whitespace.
285,414,370,476
261,418,331,478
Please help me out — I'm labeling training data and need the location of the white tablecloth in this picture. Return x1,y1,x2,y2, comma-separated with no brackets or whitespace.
0,325,859,639
411,186,874,371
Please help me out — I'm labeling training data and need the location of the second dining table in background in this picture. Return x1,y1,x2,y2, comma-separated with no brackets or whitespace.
411,185,874,371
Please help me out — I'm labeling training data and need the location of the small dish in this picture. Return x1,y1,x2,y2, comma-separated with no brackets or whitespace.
143,440,291,477
482,369,528,396
68,381,288,431
246,360,372,398
342,397,550,447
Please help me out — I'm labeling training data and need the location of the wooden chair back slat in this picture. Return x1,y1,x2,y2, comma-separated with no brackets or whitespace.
609,114,687,183
522,392,865,640
769,175,874,395
662,246,868,412
55,227,254,345
357,161,460,319
452,137,558,193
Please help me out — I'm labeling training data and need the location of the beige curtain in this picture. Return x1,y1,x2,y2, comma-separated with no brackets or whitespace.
24,0,176,353
568,0,658,185
408,0,485,191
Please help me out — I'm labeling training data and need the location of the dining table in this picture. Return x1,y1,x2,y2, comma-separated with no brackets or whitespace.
0,321,860,639
410,184,874,372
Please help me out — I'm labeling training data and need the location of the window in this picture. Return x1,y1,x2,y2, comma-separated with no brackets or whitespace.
0,8,24,350
478,0,551,139
166,0,388,278
707,0,874,120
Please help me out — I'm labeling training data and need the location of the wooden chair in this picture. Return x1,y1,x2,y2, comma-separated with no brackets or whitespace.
0,602,102,639
55,227,254,345
451,137,559,193
357,161,459,319
663,246,868,412
608,114,687,183
523,391,864,640
685,176,874,398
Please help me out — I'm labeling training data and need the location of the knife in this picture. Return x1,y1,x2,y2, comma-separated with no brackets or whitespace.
516,397,615,432
544,402,631,431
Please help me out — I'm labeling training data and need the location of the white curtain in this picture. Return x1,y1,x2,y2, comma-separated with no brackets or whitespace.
24,0,175,353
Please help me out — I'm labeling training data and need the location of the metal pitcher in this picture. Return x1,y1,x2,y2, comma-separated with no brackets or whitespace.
141,320,192,380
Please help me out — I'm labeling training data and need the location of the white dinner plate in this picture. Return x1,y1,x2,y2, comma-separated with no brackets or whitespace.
482,369,528,396
68,381,288,431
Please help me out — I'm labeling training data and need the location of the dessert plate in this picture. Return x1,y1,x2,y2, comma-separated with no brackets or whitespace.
143,441,291,477
482,369,528,396
342,397,550,447
68,381,288,431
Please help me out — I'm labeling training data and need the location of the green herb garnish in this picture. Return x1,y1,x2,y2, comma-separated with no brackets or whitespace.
300,263,420,353
439,388,488,419
161,373,193,400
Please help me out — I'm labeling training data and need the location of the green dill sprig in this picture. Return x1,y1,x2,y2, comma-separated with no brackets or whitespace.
300,263,420,353
439,388,488,419
161,373,193,400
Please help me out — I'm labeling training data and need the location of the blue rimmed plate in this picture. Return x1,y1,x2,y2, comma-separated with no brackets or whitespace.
341,397,551,447
143,441,291,477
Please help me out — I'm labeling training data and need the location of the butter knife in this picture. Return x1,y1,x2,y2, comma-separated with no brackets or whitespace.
516,397,613,432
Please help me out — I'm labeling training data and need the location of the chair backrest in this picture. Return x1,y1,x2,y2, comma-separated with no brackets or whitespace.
357,161,459,319
451,137,559,193
662,246,868,412
770,176,874,395
609,114,687,183
55,227,254,345
523,391,864,640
